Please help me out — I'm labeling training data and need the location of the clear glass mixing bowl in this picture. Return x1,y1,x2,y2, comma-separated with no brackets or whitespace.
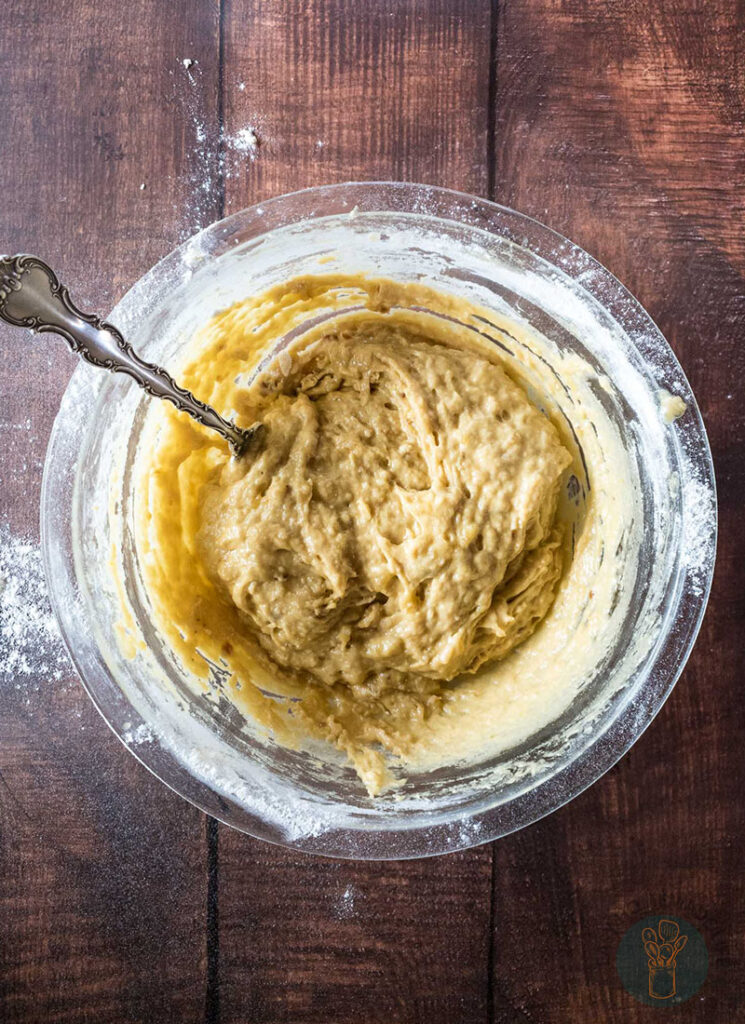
41,183,716,858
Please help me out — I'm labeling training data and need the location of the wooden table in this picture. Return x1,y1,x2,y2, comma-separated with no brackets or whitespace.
1,2,742,1021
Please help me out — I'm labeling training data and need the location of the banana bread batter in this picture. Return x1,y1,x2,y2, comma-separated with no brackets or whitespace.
133,276,606,794
201,325,570,687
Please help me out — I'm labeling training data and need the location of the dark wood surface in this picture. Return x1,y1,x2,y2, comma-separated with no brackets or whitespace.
0,1,742,1021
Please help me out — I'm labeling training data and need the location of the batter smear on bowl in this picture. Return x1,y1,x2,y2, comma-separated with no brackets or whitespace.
135,277,582,795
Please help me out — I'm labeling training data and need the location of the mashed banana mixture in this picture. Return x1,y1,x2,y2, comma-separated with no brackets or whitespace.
202,327,570,686
133,276,628,794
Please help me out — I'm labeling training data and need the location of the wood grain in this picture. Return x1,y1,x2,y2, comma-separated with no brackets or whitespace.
0,2,221,1021
490,1,745,1021
218,3,494,1023
219,840,492,1024
221,0,492,204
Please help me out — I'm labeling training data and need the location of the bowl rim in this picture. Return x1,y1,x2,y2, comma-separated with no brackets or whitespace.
41,181,718,858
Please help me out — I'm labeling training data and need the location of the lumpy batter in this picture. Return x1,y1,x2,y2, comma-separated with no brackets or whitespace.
132,275,629,795
201,325,570,690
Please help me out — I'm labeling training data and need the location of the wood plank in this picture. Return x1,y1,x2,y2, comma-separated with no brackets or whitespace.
219,840,492,1024
221,0,491,206
0,2,220,1020
491,1,745,1020
217,3,494,1022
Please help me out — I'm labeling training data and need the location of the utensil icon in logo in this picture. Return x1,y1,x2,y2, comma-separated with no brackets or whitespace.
657,919,679,944
643,920,688,999
617,915,706,1006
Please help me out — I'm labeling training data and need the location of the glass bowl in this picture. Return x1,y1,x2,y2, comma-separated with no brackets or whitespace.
41,183,716,859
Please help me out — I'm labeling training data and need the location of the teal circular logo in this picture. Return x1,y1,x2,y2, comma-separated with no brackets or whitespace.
616,916,708,1007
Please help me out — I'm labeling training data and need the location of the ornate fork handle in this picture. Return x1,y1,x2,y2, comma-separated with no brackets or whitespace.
0,254,259,457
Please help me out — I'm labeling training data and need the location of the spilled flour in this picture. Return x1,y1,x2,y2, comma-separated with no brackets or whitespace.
0,523,70,685
174,60,265,237
229,126,260,159
121,722,155,746
334,884,360,920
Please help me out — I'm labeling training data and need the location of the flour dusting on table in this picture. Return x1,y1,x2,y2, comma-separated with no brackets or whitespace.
175,60,267,237
0,523,70,685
